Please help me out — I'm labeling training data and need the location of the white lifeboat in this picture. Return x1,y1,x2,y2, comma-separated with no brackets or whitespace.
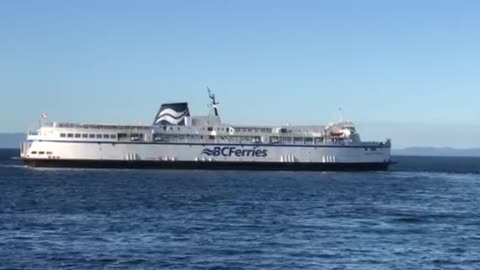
330,128,352,138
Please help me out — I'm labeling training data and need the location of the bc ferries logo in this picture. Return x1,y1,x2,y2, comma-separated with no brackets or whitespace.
201,146,268,157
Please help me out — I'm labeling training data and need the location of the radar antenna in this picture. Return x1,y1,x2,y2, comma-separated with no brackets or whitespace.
338,107,344,122
207,87,220,117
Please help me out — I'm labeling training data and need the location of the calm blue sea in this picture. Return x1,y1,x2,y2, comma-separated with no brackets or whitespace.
1,149,479,270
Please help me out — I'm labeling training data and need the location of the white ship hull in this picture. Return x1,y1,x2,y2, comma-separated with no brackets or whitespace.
21,140,391,171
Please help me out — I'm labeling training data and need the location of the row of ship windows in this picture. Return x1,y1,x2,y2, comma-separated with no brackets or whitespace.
31,151,52,155
59,133,117,139
160,126,232,132
160,126,271,133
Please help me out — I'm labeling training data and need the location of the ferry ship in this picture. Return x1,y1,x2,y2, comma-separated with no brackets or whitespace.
20,90,391,171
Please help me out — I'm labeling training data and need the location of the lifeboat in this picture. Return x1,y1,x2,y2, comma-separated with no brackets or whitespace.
330,129,352,137
330,131,344,137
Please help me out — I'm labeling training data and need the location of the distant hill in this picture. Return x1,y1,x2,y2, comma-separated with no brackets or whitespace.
0,133,25,149
393,147,480,157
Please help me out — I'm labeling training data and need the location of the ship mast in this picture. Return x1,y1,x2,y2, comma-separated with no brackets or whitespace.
207,87,220,117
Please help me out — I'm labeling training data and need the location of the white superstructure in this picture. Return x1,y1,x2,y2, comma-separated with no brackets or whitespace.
21,90,391,171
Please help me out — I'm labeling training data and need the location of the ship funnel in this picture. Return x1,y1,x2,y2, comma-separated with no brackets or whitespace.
153,102,190,126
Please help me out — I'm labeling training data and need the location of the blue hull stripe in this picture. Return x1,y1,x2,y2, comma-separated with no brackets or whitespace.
27,140,390,149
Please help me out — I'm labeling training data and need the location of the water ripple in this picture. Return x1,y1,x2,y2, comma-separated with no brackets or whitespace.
1,153,480,269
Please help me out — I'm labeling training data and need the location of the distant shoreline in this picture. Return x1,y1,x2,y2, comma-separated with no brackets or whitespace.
393,147,480,158
393,154,480,159
1,131,479,157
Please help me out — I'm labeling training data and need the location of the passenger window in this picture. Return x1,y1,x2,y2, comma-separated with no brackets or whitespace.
82,134,88,138
75,134,81,138
39,151,45,155
103,134,109,139
96,134,102,138
67,134,73,138
60,133,66,138
46,151,52,155
89,134,95,138
130,134,141,141
110,134,117,139
31,151,37,154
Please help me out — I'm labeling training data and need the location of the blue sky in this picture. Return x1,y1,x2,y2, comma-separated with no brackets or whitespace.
0,0,478,148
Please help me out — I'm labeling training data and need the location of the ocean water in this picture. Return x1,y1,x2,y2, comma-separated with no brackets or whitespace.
1,149,479,270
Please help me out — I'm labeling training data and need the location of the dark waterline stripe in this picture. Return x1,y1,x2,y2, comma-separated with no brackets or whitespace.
23,159,391,171
26,140,390,149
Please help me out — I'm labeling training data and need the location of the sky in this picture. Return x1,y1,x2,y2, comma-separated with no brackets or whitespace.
0,0,479,148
